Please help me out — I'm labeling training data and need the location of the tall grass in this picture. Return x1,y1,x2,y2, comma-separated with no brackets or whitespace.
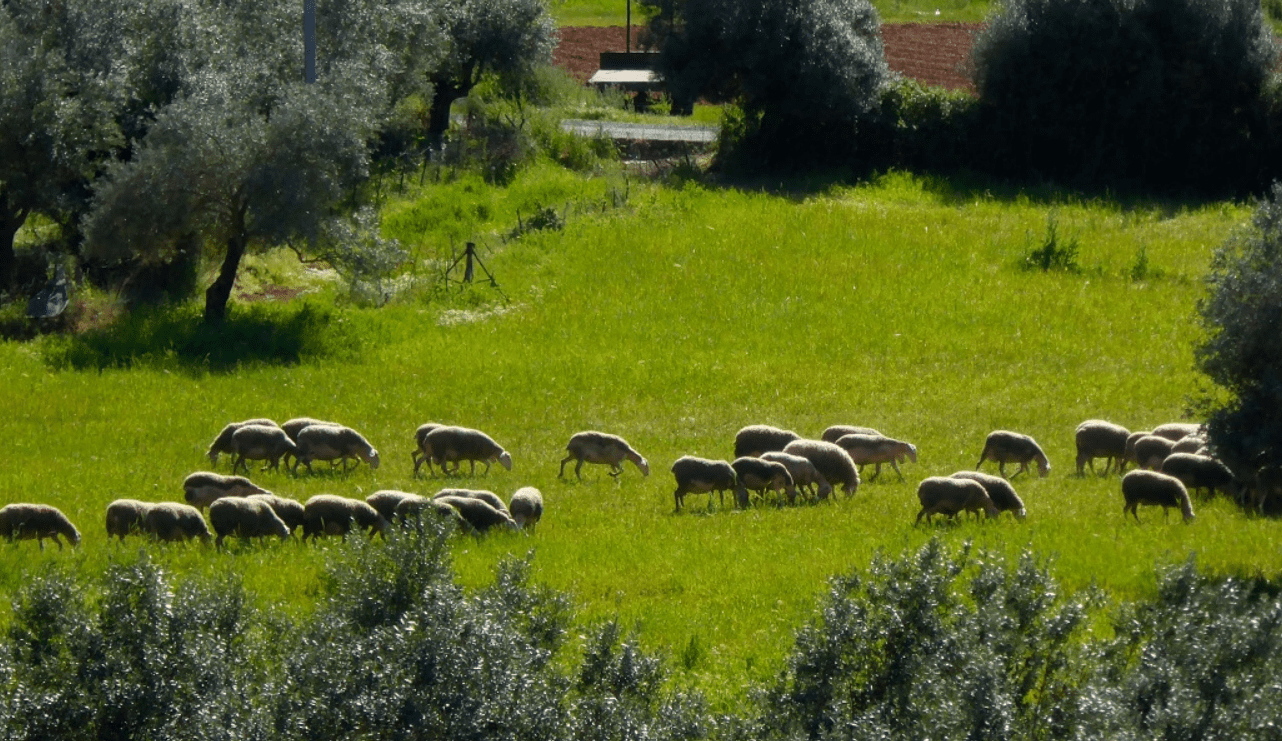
0,168,1268,710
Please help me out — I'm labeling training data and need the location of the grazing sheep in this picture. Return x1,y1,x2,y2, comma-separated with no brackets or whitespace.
282,417,340,442
0,504,81,550
230,424,299,475
976,431,1050,479
950,471,1026,519
1151,422,1203,442
560,431,650,479
671,456,738,511
293,425,380,474
435,495,519,534
302,495,391,540
732,456,797,507
509,487,544,529
431,488,510,515
1121,470,1195,523
1124,431,1152,471
1132,435,1176,470
915,477,999,525
393,494,465,529
105,499,153,540
424,426,513,476
209,497,290,547
183,471,268,511
820,425,883,444
1172,435,1208,455
760,451,833,501
782,439,861,496
143,503,212,543
366,490,420,521
1250,465,1282,514
247,493,306,534
1160,453,1239,499
206,418,279,466
411,422,444,477
733,425,801,458
833,434,917,482
1075,420,1131,476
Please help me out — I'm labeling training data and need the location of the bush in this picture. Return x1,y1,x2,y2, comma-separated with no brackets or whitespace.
972,0,1277,194
868,79,981,173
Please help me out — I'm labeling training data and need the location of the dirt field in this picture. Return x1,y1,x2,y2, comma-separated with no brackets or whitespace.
553,23,981,93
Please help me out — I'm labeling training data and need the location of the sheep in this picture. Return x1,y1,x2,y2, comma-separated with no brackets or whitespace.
293,425,380,474
820,425,883,444
733,425,801,458
1172,435,1209,455
1124,431,1152,471
760,451,832,501
1121,470,1195,524
393,494,465,529
1250,465,1282,514
1132,434,1176,470
366,490,421,521
105,499,153,540
183,471,268,511
732,456,797,507
671,456,738,511
833,434,917,482
247,493,306,534
976,430,1050,479
423,426,513,476
1151,422,1203,442
559,431,650,479
431,488,510,515
915,477,999,525
206,418,279,466
209,497,290,547
302,494,391,540
949,471,1026,520
0,504,81,550
282,417,340,442
411,422,444,477
509,487,544,529
782,439,861,496
230,424,299,475
435,495,519,534
1074,420,1130,476
143,502,212,543
1160,453,1240,499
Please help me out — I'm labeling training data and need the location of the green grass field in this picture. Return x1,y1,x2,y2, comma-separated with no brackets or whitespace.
553,0,995,26
1,165,1275,710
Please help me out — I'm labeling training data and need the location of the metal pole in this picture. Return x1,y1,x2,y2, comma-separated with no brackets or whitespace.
304,0,316,83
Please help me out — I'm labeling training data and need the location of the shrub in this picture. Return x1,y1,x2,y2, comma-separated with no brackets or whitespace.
869,79,981,173
972,0,1277,194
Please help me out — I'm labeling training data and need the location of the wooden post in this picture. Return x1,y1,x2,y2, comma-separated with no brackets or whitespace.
464,242,475,282
626,0,631,53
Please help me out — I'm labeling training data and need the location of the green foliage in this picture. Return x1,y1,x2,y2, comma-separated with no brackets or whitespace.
1023,212,1082,273
971,0,1277,194
1196,181,1282,476
868,78,980,172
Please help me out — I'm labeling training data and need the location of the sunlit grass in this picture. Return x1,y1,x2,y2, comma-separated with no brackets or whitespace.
552,0,996,26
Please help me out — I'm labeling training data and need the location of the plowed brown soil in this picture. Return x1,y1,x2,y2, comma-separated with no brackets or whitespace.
553,23,981,93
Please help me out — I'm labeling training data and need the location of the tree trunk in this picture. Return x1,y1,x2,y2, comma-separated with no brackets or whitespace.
0,192,29,290
427,80,467,151
204,231,247,324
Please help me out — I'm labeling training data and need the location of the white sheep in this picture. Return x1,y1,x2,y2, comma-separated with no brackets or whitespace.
411,422,444,477
1123,431,1152,470
976,430,1050,479
949,471,1026,520
183,471,268,511
732,456,797,507
760,451,832,501
833,433,917,482
0,504,81,550
1074,420,1130,476
293,424,380,474
1151,422,1203,442
733,424,801,458
230,424,300,475
1171,435,1208,455
282,417,340,442
1121,470,1195,524
1159,453,1239,499
431,488,511,514
366,490,420,521
509,487,544,530
559,431,650,479
143,502,212,542
1132,434,1176,470
435,495,519,534
247,493,306,534
206,418,279,466
423,426,513,476
915,477,999,524
820,425,883,444
105,499,153,540
302,494,391,540
782,439,861,496
671,456,738,511
209,497,290,547
394,494,465,529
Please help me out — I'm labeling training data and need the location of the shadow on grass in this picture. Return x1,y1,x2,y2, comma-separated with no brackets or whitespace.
41,300,362,374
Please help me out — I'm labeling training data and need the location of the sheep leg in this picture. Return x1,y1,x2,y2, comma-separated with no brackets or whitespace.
609,463,623,477
868,464,881,482
890,460,904,481
558,455,575,478
575,459,585,480
998,461,1008,479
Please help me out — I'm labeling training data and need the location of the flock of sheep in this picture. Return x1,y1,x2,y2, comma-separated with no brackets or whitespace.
0,414,1276,551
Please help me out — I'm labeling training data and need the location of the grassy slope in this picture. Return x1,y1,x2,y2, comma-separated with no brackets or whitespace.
0,167,1273,710
553,0,994,26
